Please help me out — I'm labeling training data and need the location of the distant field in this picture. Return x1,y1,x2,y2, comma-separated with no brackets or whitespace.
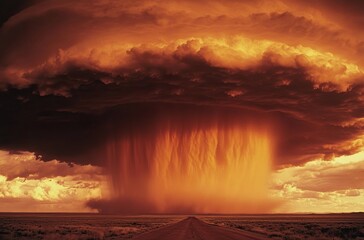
201,213,364,240
0,213,363,240
0,213,184,239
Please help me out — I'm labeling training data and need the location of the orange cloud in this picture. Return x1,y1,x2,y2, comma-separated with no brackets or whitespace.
272,151,364,213
0,150,107,212
10,37,359,97
1,0,363,90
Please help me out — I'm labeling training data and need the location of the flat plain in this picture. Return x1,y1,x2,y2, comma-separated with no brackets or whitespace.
0,213,363,239
201,214,364,240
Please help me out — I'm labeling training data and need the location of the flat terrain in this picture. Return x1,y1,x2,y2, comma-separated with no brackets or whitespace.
0,213,363,239
201,214,364,240
0,213,183,239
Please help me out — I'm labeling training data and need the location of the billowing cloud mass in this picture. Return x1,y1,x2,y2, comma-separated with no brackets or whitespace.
272,151,364,213
0,150,107,212
0,0,363,213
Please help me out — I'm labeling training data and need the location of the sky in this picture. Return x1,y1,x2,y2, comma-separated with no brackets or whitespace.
0,0,363,213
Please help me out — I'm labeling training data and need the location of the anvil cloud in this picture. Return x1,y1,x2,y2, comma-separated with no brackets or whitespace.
0,0,363,213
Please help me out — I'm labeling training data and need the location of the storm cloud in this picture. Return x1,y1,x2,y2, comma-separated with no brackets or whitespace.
0,0,364,213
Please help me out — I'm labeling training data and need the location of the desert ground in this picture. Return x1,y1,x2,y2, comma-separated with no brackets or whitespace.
201,214,364,240
0,213,363,239
0,214,183,240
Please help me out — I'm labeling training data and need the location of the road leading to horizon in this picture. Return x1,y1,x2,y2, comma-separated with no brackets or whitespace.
132,216,268,240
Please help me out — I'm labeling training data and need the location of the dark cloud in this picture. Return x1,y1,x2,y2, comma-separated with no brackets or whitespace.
0,87,106,165
0,0,44,27
0,0,363,169
0,150,103,181
0,53,363,167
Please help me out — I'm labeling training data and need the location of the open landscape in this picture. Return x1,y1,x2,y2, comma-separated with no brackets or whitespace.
1,1,364,240
0,213,363,240
0,213,183,240
201,214,364,240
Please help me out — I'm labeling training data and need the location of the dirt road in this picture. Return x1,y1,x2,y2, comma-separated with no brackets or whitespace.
132,216,268,240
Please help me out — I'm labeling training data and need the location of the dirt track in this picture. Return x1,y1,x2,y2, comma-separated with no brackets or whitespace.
132,216,268,240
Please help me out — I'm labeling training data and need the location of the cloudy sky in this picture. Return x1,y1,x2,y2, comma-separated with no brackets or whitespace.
0,0,363,213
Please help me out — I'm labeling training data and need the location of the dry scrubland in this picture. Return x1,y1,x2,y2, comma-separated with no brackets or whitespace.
0,213,363,240
202,214,364,240
0,214,183,240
